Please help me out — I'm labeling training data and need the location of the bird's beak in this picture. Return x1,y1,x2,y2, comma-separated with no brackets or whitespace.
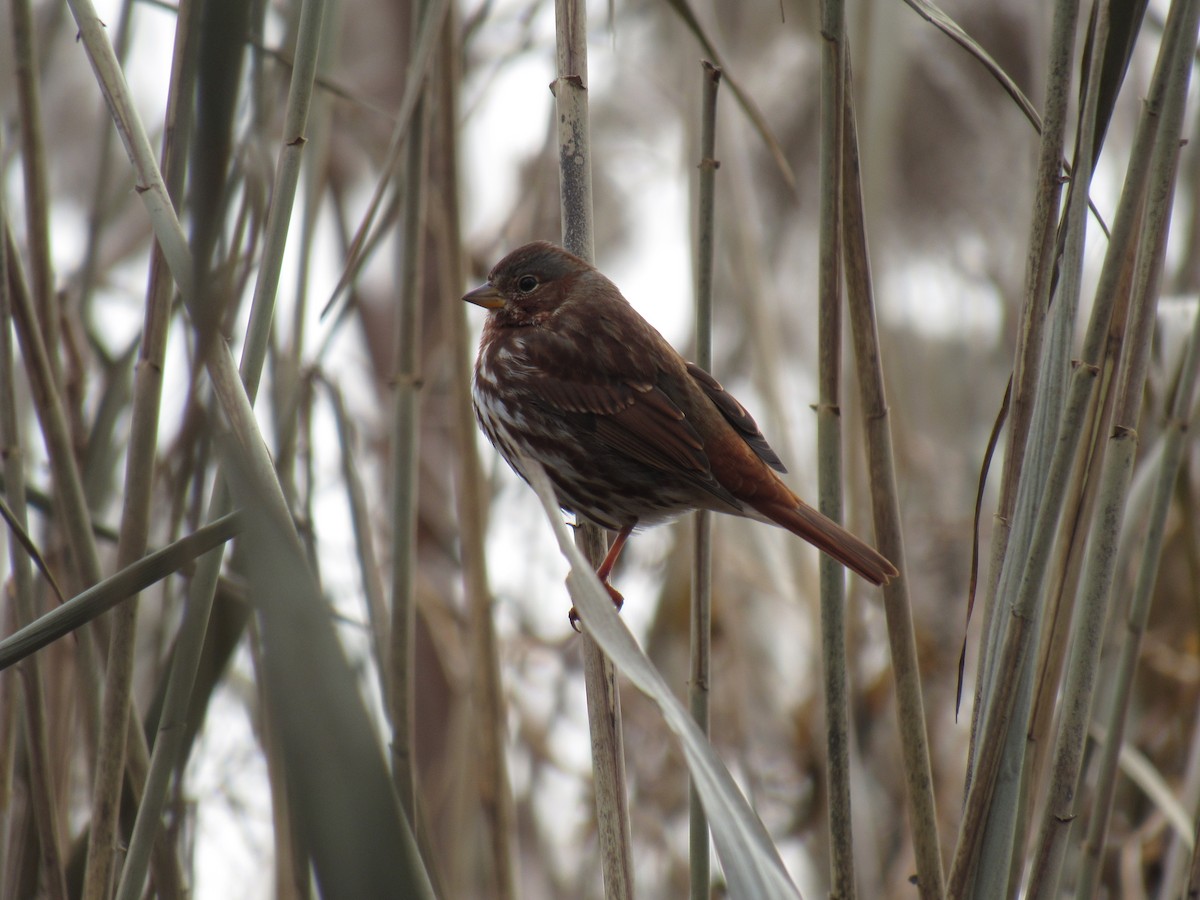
462,283,506,309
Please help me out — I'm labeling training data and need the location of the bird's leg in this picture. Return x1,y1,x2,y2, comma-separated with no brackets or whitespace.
569,524,634,631
595,525,633,595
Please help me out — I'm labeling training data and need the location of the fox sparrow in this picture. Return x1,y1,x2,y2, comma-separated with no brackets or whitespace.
465,241,897,613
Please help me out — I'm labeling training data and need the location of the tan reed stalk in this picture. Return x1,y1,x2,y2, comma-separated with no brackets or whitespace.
950,0,1085,892
1026,2,1200,892
438,10,519,895
112,0,330,892
949,1,1189,895
82,0,204,888
840,53,946,900
815,1,856,895
0,137,68,900
9,0,61,386
553,1,634,896
389,0,432,824
689,58,720,900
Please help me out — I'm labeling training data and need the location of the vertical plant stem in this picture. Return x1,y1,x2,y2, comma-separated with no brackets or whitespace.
115,490,228,900
816,1,855,896
77,0,136,314
389,0,431,821
553,2,633,897
2,232,102,592
106,4,206,897
1008,0,1113,888
3,216,106,772
840,56,944,900
689,59,720,900
1186,790,1200,900
114,0,329,894
83,0,200,888
439,7,517,894
1076,307,1200,900
0,609,15,892
0,140,68,900
581,600,634,900
966,0,1082,807
952,0,1083,892
9,0,61,384
553,0,594,261
950,0,1188,891
9,206,177,894
327,382,393,712
63,5,329,892
988,0,1081,554
1028,2,1199,891
274,0,340,502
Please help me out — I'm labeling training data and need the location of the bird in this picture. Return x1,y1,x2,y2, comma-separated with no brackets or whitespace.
464,241,897,618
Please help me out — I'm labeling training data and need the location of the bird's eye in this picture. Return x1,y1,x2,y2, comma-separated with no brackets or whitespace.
517,274,538,293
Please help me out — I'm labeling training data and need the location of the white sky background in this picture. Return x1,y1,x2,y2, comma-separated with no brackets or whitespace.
63,0,1155,894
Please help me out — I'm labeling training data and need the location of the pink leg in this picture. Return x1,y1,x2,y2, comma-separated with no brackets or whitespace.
596,524,634,584
570,524,635,631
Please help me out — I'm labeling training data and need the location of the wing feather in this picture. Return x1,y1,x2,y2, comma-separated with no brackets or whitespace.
594,383,709,475
514,314,745,509
534,377,710,475
685,363,787,473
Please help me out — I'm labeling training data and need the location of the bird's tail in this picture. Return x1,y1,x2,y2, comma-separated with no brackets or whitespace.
757,499,898,586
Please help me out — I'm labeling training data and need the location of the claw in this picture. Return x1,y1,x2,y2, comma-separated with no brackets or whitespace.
567,580,626,632
605,582,624,610
569,525,635,633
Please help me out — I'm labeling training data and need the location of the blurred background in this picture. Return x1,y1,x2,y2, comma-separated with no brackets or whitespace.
1,0,1197,897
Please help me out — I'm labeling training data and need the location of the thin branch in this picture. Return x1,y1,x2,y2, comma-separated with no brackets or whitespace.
689,58,720,900
553,1,634,896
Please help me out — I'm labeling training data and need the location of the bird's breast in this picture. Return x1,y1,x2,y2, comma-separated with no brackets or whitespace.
477,328,537,386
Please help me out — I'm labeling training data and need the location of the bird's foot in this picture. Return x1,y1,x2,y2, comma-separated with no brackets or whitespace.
568,581,625,633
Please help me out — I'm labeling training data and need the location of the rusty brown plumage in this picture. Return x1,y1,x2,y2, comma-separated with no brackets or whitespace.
464,241,898,595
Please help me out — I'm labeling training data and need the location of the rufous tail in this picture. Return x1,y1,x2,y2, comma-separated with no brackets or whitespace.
759,500,898,586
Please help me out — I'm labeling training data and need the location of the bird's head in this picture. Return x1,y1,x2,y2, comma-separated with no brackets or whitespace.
463,241,593,327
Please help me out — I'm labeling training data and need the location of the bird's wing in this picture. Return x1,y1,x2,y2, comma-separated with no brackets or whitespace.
534,377,711,477
519,321,743,509
685,363,787,473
